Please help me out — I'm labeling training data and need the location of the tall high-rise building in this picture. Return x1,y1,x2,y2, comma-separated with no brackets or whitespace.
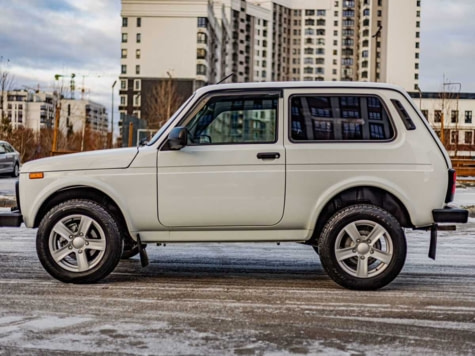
119,0,420,135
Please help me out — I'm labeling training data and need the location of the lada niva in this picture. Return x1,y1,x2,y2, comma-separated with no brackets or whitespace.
0,82,468,290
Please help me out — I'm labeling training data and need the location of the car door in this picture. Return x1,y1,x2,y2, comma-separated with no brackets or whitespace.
0,144,7,173
2,143,15,172
157,91,285,227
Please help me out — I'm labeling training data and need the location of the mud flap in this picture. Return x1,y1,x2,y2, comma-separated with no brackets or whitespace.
136,233,149,267
429,224,437,260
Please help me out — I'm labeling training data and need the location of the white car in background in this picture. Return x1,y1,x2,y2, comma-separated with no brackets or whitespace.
0,140,20,177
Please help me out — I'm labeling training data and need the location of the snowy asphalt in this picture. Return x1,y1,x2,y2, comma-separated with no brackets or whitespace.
0,178,474,355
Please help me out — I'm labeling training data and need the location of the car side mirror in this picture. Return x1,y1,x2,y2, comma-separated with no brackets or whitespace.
168,127,188,150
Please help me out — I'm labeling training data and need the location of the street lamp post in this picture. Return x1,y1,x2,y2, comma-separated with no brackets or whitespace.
110,80,117,148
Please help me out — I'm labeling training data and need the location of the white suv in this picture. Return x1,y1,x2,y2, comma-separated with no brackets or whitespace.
1,82,468,290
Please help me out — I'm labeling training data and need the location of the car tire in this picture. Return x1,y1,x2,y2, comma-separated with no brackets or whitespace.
11,163,19,177
36,199,123,283
318,204,406,290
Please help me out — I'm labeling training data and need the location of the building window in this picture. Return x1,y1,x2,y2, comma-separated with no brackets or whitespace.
136,65,140,75
197,32,207,44
133,94,141,107
362,40,369,47
344,10,355,17
305,28,314,35
305,10,315,16
434,110,442,123
416,42,420,48
450,110,459,123
121,65,127,74
136,49,141,59
465,131,473,144
121,33,127,43
416,32,420,38
120,80,127,90
317,10,326,16
317,29,325,36
414,73,419,80
134,79,141,91
421,110,428,119
317,19,326,26
465,111,472,123
122,17,128,27
361,71,368,79
197,17,208,28
121,49,127,58
305,19,315,26
137,17,141,27
363,19,370,27
120,95,126,106
362,50,369,58
197,48,207,59
197,64,207,75
451,131,458,144
136,33,141,43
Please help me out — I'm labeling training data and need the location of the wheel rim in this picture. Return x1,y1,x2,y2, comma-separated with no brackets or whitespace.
48,214,107,273
334,220,393,278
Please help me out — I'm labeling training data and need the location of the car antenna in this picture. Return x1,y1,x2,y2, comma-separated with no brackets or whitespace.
216,73,233,85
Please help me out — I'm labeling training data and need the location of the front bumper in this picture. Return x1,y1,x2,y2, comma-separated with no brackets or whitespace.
0,208,22,227
0,180,22,227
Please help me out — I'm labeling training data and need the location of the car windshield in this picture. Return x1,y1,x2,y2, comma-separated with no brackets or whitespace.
147,94,195,145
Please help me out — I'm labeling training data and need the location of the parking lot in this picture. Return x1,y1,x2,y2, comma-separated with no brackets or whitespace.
0,178,474,355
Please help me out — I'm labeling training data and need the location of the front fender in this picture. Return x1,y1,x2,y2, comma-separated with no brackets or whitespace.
20,170,138,232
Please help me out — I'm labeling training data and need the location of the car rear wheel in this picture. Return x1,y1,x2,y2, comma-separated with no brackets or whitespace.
318,204,406,290
36,199,122,283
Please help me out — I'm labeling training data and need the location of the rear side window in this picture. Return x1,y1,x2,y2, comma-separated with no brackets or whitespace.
290,95,394,141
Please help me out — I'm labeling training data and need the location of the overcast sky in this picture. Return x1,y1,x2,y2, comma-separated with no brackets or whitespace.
1,0,474,114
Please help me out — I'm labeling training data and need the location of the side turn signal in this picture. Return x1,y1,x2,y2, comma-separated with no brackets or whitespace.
29,172,44,179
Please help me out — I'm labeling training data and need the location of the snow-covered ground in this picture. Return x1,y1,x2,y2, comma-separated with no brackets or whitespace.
0,178,474,354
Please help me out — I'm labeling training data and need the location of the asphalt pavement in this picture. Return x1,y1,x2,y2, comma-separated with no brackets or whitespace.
0,178,474,355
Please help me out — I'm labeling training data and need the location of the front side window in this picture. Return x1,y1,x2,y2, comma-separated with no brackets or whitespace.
184,94,278,145
290,95,394,141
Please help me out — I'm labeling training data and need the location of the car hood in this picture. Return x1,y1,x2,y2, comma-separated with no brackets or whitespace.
21,147,139,173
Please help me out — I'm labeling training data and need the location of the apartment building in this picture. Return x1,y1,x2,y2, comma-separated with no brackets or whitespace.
119,0,421,137
0,90,55,131
60,99,108,135
0,90,108,136
412,92,475,157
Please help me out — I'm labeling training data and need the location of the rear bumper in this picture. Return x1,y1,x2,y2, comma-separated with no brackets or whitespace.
0,209,23,227
433,207,469,223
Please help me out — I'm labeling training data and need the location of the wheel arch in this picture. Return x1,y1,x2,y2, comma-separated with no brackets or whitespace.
309,186,412,245
33,186,132,241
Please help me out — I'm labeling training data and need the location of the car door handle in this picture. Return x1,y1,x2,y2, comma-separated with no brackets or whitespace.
257,152,281,160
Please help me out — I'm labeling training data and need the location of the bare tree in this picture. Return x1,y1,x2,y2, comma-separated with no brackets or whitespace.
145,78,183,131
0,57,15,140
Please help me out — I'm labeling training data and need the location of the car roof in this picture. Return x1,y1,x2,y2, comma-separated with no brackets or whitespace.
194,81,406,97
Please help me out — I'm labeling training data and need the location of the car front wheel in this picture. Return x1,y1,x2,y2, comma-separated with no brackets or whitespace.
36,199,122,283
11,163,19,177
318,204,406,290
